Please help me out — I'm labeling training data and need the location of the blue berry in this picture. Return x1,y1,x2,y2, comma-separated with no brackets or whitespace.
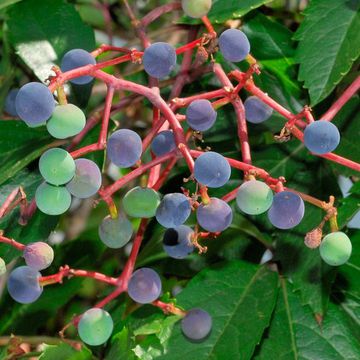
151,130,176,156
304,120,340,155
268,191,305,229
60,49,96,85
127,268,162,304
156,193,191,228
194,152,231,188
15,82,55,125
143,42,177,79
244,96,273,124
7,266,43,304
186,99,217,131
197,198,233,232
219,29,250,63
163,225,194,259
107,129,142,168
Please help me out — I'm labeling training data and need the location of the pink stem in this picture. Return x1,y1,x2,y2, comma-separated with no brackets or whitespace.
39,266,118,286
0,234,25,251
141,2,182,27
322,75,360,121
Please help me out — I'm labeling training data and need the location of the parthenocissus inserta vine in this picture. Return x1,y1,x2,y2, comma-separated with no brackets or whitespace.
0,0,359,347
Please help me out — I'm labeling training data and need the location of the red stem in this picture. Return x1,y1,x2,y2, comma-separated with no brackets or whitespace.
39,266,118,286
118,218,148,287
322,75,360,121
0,234,25,251
141,2,182,27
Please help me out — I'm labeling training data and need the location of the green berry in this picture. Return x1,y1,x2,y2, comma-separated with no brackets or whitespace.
47,104,86,139
35,183,71,215
39,148,75,185
319,232,352,266
123,186,161,218
182,0,212,18
236,180,273,215
78,308,113,346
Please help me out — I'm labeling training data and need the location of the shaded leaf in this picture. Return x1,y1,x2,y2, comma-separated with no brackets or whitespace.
159,261,278,360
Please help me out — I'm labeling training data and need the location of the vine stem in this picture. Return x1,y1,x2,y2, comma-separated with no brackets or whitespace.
0,234,25,251
322,75,360,121
152,300,186,316
39,265,118,286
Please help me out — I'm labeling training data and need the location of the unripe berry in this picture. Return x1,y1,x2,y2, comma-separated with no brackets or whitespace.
319,232,352,266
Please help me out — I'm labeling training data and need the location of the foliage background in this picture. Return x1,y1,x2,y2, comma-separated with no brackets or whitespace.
0,0,359,359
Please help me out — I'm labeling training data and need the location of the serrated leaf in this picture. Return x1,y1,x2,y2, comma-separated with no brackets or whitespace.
158,261,278,360
6,0,95,81
39,342,92,360
294,0,360,105
255,278,360,359
181,0,273,24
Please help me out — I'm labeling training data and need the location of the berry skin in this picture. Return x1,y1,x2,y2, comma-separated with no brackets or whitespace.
182,0,212,18
156,193,191,228
15,82,55,125
236,180,273,215
127,268,162,304
186,99,217,131
143,42,177,79
78,308,114,346
197,198,233,232
35,182,72,216
163,225,194,259
107,129,142,168
4,89,19,117
151,130,176,156
219,29,250,63
60,49,96,85
181,308,212,341
23,242,54,271
267,191,304,229
66,158,102,199
98,215,133,249
319,232,352,266
123,186,161,218
303,120,340,155
244,96,273,124
39,148,76,186
7,266,43,304
47,104,86,139
0,257,6,276
194,152,231,188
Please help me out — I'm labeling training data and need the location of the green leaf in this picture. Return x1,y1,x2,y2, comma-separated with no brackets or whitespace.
181,0,273,24
159,261,278,360
39,342,92,360
294,0,360,105
105,327,136,360
332,231,360,337
255,279,360,359
275,205,337,316
0,0,22,10
6,0,95,81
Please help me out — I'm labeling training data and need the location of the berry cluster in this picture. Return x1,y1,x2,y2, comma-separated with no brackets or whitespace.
0,0,357,348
